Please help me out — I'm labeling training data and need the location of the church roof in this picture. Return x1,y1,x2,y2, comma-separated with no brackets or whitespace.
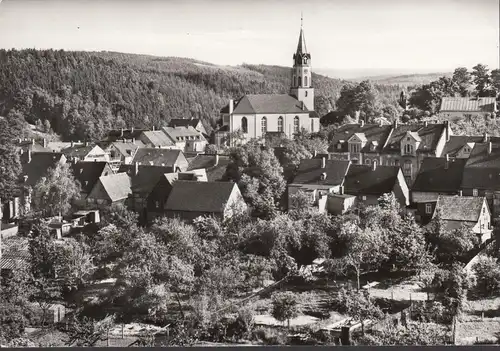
296,27,308,55
229,94,310,114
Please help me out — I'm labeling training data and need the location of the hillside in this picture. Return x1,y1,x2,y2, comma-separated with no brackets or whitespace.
0,49,402,141
353,72,452,86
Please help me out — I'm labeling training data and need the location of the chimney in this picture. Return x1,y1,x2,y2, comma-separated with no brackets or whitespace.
360,120,365,127
483,132,489,143
321,157,326,169
229,99,234,114
302,101,305,110
424,121,428,127
445,154,449,169
372,161,377,171
27,150,32,163
132,138,135,144
393,120,398,129
459,190,463,197
85,141,89,147
43,138,47,148
131,127,134,133
173,163,178,172
445,121,450,142
120,128,124,137
313,150,317,158
339,186,344,195
488,141,492,155
134,162,139,176
71,141,74,148
152,126,155,131
214,153,219,167
32,139,35,145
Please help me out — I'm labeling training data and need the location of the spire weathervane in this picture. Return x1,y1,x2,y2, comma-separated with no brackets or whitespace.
301,12,303,28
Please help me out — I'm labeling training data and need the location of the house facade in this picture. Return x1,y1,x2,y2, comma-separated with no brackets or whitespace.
62,143,109,163
161,126,208,153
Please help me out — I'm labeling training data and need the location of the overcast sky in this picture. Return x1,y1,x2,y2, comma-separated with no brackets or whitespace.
0,0,498,74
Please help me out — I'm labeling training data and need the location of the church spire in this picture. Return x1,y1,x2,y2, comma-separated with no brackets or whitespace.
296,14,307,55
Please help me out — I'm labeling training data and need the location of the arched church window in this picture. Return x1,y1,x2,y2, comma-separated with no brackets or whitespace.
241,117,248,133
298,77,302,86
278,116,284,133
294,76,297,87
305,91,308,97
261,116,267,134
294,116,300,133
310,119,314,133
304,76,308,86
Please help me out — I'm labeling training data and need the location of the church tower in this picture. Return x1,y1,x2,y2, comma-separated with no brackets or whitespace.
290,15,314,111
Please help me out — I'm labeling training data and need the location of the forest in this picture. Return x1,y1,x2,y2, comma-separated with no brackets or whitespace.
0,49,404,141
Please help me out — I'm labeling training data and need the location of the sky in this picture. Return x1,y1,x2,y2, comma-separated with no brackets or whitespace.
0,0,498,77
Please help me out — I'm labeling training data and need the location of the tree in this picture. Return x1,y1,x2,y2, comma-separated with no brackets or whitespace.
472,64,493,97
270,291,299,329
32,162,81,217
0,303,33,344
66,314,114,347
332,287,384,335
431,264,473,317
471,255,500,297
224,141,286,218
491,69,500,98
452,67,472,97
53,238,95,289
336,80,382,122
0,117,22,201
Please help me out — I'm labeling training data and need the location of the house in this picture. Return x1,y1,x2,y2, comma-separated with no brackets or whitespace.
16,151,67,216
288,158,351,209
87,172,132,208
215,22,320,146
186,154,231,182
460,141,500,216
102,128,148,144
439,97,497,120
169,118,208,136
70,161,114,206
146,170,208,222
118,164,178,221
329,121,451,186
131,148,189,170
161,126,208,153
440,135,496,159
411,156,467,223
61,143,109,162
138,130,176,149
104,140,145,171
433,195,492,243
379,121,450,185
164,181,247,221
342,163,410,207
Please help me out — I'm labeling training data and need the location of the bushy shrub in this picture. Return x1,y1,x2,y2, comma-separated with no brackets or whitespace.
472,256,500,297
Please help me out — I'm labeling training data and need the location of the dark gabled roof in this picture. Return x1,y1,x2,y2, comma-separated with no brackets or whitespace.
344,165,402,195
162,126,206,142
186,154,231,182
465,142,500,168
21,152,65,186
105,128,147,141
169,118,202,129
441,135,486,157
383,123,445,153
71,161,112,194
221,94,310,115
132,148,186,167
412,157,467,193
461,142,500,190
330,124,392,153
292,159,350,186
165,181,237,213
140,130,175,147
98,173,132,202
435,195,486,222
440,97,497,112
14,140,50,153
62,144,101,158
118,164,175,194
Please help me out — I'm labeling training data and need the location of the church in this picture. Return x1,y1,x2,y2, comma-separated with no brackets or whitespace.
214,19,320,146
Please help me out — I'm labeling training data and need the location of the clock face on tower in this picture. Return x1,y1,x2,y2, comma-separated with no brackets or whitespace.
304,69,308,74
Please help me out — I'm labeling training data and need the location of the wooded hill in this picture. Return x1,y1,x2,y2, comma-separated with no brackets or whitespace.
0,49,403,141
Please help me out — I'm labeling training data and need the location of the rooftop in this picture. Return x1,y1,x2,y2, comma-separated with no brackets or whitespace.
140,130,175,147
435,195,486,222
343,165,403,195
412,157,467,193
132,148,186,167
330,124,392,153
98,173,132,202
221,94,311,115
292,159,351,186
440,97,497,112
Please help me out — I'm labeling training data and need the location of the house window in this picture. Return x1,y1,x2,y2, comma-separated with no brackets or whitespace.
294,116,300,133
362,196,367,201
404,144,413,155
261,116,267,134
350,143,361,153
352,159,359,164
425,203,432,214
403,160,412,176
278,117,284,132
365,159,371,165
241,117,248,133
395,159,400,166
473,189,478,197
155,201,160,208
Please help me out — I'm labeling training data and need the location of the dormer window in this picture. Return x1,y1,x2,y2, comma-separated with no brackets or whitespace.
350,143,361,153
337,143,342,150
404,144,414,155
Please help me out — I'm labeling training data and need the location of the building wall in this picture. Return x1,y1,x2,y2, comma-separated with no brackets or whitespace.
287,184,339,208
83,146,109,162
393,171,410,206
223,186,249,218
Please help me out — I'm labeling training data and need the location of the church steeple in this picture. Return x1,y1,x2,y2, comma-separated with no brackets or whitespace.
290,14,314,111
